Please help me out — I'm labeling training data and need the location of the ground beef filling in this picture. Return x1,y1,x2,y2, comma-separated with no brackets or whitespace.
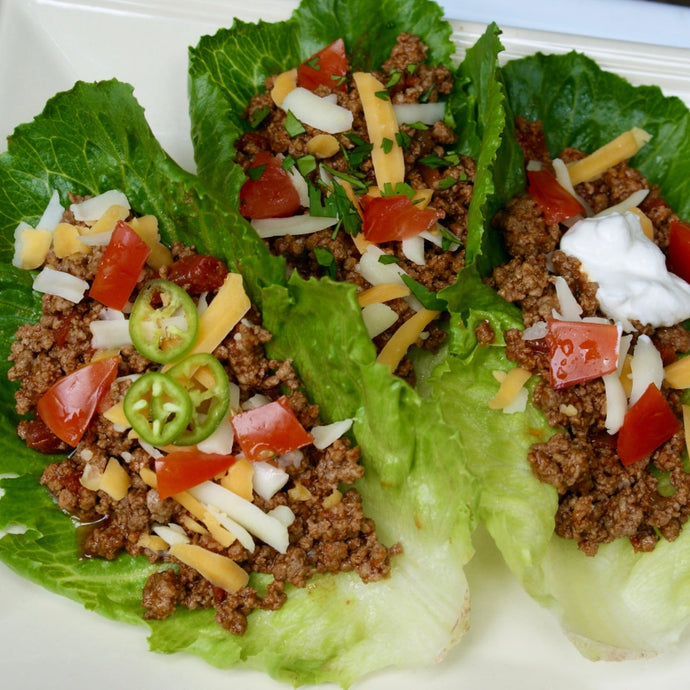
235,33,474,382
9,239,395,633
489,117,690,556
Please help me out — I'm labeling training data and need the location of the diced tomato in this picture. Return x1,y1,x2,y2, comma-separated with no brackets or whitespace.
361,194,445,243
297,38,349,92
546,319,620,389
239,151,302,219
230,396,313,461
527,169,585,225
89,220,151,310
668,219,690,284
155,451,236,499
617,383,680,466
36,356,120,446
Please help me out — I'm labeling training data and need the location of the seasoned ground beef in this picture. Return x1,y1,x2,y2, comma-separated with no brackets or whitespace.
9,228,395,633
490,118,690,555
235,33,473,382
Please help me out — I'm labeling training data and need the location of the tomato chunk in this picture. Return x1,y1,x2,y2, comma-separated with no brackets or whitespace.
527,169,585,225
89,220,151,310
297,38,349,92
668,219,690,284
546,319,620,389
155,451,236,499
239,151,301,219
617,383,680,466
230,396,313,461
36,356,119,446
361,194,445,243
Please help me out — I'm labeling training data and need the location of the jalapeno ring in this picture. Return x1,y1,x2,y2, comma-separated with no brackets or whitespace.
123,371,193,446
129,278,199,364
166,352,230,446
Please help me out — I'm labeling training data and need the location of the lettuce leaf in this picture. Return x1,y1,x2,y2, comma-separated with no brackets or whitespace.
429,50,690,659
0,38,475,690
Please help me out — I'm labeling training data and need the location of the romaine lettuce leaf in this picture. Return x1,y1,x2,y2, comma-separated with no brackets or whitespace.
429,50,690,659
0,44,474,690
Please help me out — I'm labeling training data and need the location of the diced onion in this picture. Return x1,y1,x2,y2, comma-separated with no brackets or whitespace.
268,505,296,528
311,418,354,449
241,394,271,410
361,302,398,338
90,319,133,349
196,416,235,455
553,276,582,321
286,165,310,207
32,266,89,303
280,87,353,134
603,371,627,434
595,189,649,218
629,334,664,406
522,321,548,341
401,235,425,265
251,461,290,501
70,189,130,222
251,214,338,239
393,102,446,125
37,190,64,231
153,523,190,546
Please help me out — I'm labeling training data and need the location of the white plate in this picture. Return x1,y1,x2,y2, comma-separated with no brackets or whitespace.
2,1,690,689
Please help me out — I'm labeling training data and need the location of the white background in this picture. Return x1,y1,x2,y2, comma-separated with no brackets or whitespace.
2,1,690,689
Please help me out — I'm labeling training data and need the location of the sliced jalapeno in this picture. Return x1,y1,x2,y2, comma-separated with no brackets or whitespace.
166,353,230,446
123,371,192,446
129,278,199,364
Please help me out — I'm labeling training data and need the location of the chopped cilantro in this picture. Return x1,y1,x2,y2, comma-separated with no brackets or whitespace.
385,71,402,89
381,137,394,154
247,164,266,181
285,111,306,137
438,176,457,190
650,463,678,497
314,247,337,278
321,164,368,192
281,155,296,171
401,275,447,311
378,254,400,265
296,155,317,176
374,90,390,101
395,131,411,149
306,55,321,70
249,105,270,128
419,84,435,103
418,151,460,169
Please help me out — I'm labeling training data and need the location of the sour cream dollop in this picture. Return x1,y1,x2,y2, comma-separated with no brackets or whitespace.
560,211,690,330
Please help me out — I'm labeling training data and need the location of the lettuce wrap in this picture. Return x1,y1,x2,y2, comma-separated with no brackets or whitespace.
0,4,492,685
425,51,690,660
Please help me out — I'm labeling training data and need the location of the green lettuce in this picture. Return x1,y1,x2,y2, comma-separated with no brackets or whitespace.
427,51,690,659
0,28,477,690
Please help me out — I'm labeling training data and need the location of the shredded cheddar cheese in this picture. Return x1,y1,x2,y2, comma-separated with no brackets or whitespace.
488,367,532,410
357,282,411,307
168,542,249,592
376,308,439,371
353,71,405,189
567,127,651,186
665,355,690,389
271,68,297,107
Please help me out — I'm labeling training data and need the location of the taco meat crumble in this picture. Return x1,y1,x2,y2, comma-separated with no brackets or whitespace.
9,229,396,634
488,117,690,556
